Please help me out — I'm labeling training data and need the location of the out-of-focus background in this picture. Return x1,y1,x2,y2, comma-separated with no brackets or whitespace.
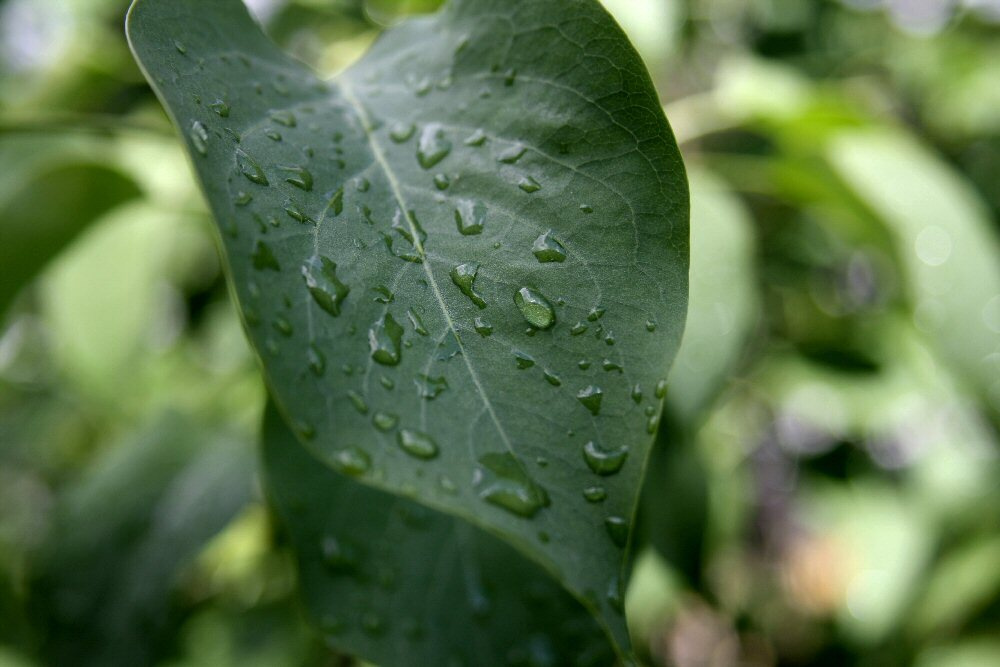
0,0,997,665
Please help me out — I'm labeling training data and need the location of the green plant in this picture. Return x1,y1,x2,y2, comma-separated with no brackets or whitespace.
125,0,689,663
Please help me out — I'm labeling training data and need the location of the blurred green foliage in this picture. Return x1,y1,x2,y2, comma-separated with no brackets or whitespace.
0,0,997,665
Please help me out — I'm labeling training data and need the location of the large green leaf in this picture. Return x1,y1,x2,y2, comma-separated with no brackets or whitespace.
263,403,614,666
127,0,688,654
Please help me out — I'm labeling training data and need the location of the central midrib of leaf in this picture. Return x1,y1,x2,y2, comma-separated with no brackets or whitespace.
337,78,518,459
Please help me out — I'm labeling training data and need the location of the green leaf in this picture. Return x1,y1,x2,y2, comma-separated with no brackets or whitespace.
127,0,688,654
262,403,614,666
0,162,141,316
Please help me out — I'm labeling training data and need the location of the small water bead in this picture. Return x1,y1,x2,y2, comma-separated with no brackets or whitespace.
320,535,361,572
587,307,606,322
379,376,394,390
578,359,591,370
272,316,293,336
607,575,625,611
389,121,415,143
580,204,594,213
655,379,669,399
302,255,349,316
307,344,326,376
439,475,458,495
251,240,280,271
369,313,404,366
604,516,629,547
454,200,486,235
498,143,526,164
646,319,657,332
531,230,567,263
583,486,607,502
570,322,588,336
631,384,643,404
397,429,439,460
415,374,448,399
503,67,517,85
406,308,428,336
373,412,398,431
189,121,209,155
416,123,451,169
602,359,623,373
583,441,628,475
347,390,368,414
327,187,343,216
518,176,541,193
474,317,493,336
647,413,660,434
385,208,426,263
604,333,616,346
280,165,312,191
332,447,371,476
464,129,487,146
233,191,252,206
372,285,394,304
644,406,656,417
270,109,296,127
295,420,316,440
514,287,556,329
355,177,370,192
476,452,550,518
265,129,282,141
450,263,487,309
514,351,535,369
173,40,187,54
543,370,561,386
576,386,603,416
433,173,450,190
224,127,241,143
237,150,268,185
209,99,230,117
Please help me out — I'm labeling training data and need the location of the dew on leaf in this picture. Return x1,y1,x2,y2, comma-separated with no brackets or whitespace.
272,316,293,336
302,255,349,316
604,516,629,547
389,121,415,143
307,343,326,376
514,287,555,329
454,200,486,235
406,308,429,336
209,99,230,117
236,149,268,185
369,313,404,366
474,317,493,336
251,240,281,271
543,370,561,386
332,447,371,476
498,143,526,164
631,384,643,403
576,385,603,416
347,390,368,414
270,109,296,127
583,486,607,502
514,350,535,369
518,175,541,193
570,322,588,336
189,120,209,155
397,429,439,460
433,173,450,190
416,122,451,169
320,534,361,572
531,230,567,263
583,440,628,475
587,307,606,321
450,263,487,309
280,165,313,191
476,452,550,518
233,191,252,206
415,374,448,399
373,412,398,431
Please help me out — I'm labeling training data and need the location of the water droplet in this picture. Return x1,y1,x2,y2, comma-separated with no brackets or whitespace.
583,486,607,502
285,201,313,224
320,534,360,572
514,350,535,369
580,204,594,213
531,230,567,263
327,187,343,216
397,429,439,460
189,121,209,155
416,122,451,169
498,143,526,164
433,173,450,190
604,333,616,346
209,99,230,117
570,322,588,336
271,109,296,127
454,200,486,236
389,121,415,143
307,344,326,376
576,386,603,416
450,263,487,309
646,413,660,434
369,313,403,366
234,191,253,206
355,177,370,192
272,316,293,336
604,516,629,547
578,359,591,370
439,475,458,494
379,376,394,390
631,384,643,403
237,150,268,185
373,412,398,431
251,240,281,271
265,129,282,141
583,440,628,475
372,285,394,304
332,447,370,476
587,307,606,322
514,287,555,329
280,165,312,191
655,379,668,399
602,359,623,373
503,68,517,85
415,374,448,399
476,453,550,518
464,129,487,146
544,370,561,386
646,319,657,332
384,208,426,263
302,255,349,316
406,308,429,336
518,175,541,193
474,317,493,336
174,40,187,54
295,420,316,440
347,390,368,414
